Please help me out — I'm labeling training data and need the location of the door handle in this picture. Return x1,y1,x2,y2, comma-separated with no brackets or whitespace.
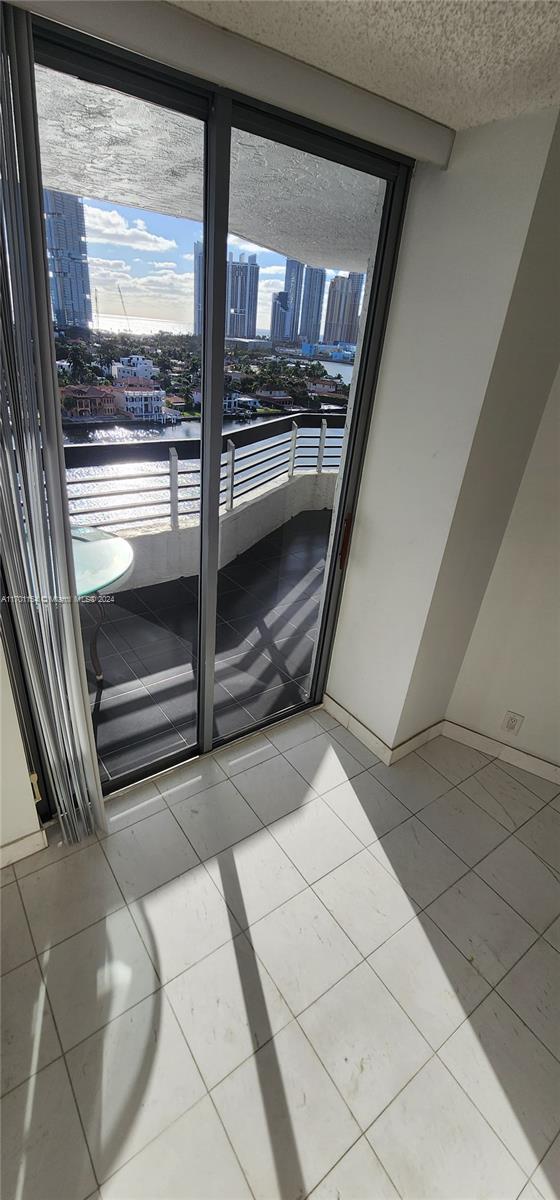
339,512,353,571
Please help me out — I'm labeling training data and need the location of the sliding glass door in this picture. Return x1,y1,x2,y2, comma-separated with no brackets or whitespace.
34,57,207,786
31,23,410,792
209,124,388,742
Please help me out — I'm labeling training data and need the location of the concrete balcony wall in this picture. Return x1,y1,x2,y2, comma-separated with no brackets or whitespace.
112,471,336,592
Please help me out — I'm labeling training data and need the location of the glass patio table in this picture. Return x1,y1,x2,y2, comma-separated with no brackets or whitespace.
72,528,134,684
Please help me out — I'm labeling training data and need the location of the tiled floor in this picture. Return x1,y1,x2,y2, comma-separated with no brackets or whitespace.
2,721,560,1200
81,510,329,786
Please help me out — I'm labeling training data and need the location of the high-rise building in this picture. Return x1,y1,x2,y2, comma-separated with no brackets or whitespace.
299,266,326,344
44,189,92,329
323,272,364,344
283,258,304,342
225,252,259,338
193,239,204,337
270,290,289,342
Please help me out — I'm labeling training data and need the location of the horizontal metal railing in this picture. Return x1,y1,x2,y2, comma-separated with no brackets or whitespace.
63,414,346,531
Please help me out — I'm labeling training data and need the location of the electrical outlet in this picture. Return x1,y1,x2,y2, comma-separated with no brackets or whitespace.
501,711,525,735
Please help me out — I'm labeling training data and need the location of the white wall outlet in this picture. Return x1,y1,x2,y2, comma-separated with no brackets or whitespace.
501,711,525,735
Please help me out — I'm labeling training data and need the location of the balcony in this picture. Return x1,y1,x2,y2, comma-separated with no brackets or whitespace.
70,416,343,786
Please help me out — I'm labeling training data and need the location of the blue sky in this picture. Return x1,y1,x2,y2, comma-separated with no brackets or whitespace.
84,198,295,334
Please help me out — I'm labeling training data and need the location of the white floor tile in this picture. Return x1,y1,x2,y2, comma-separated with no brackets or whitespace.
528,1133,560,1200
100,1095,252,1200
205,827,306,927
476,838,560,932
233,755,317,824
130,863,239,983
213,1021,360,1200
40,908,159,1051
300,961,430,1128
544,916,560,951
266,711,324,752
1,882,35,974
102,809,198,903
329,726,380,768
13,819,96,878
310,1138,398,1200
369,912,490,1049
213,731,278,777
156,755,226,804
19,845,123,954
440,993,560,1175
172,779,262,861
497,760,560,803
420,788,508,866
518,1182,546,1200
284,732,363,794
516,807,560,872
498,939,560,1059
1,959,60,1095
269,797,362,883
312,708,340,732
67,993,205,1183
461,762,546,831
427,872,537,985
100,782,167,837
314,849,418,956
322,771,410,845
1,1058,97,1200
369,816,467,906
165,933,291,1088
367,1057,526,1199
248,888,361,1014
370,752,450,812
416,736,490,784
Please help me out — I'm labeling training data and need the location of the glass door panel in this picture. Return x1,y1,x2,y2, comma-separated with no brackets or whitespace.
34,63,206,789
212,127,386,741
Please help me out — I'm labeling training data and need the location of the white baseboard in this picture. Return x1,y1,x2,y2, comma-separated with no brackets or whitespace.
322,694,442,764
321,694,560,783
441,721,560,785
0,827,47,869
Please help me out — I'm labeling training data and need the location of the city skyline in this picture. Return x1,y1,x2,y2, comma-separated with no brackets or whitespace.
47,192,362,338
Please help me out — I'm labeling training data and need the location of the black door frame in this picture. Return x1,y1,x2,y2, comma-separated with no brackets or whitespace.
32,15,412,791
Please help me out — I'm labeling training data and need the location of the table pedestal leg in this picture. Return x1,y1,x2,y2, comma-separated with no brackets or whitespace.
90,594,104,684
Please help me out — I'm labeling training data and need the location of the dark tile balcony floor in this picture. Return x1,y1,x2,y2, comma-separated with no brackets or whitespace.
80,509,330,786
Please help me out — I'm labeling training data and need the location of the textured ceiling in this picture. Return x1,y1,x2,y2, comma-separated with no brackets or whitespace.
35,66,384,269
170,0,560,130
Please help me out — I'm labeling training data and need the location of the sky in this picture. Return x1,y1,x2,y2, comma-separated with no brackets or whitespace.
84,197,338,335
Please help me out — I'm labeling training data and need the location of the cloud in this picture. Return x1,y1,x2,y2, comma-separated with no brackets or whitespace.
227,234,274,257
183,252,194,262
88,256,194,325
255,277,285,329
259,263,286,276
84,205,177,252
149,261,177,271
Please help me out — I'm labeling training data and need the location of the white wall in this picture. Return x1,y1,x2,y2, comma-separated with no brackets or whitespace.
327,106,559,749
0,642,45,865
447,372,560,763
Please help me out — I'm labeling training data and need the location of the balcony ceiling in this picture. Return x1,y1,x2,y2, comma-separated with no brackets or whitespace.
35,67,384,271
171,0,560,130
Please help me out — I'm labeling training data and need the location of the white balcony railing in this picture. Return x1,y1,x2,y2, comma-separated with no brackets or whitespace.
64,415,345,533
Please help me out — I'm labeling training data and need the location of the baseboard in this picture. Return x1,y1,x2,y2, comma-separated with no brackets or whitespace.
322,694,443,764
0,827,47,869
322,694,560,783
441,721,560,785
